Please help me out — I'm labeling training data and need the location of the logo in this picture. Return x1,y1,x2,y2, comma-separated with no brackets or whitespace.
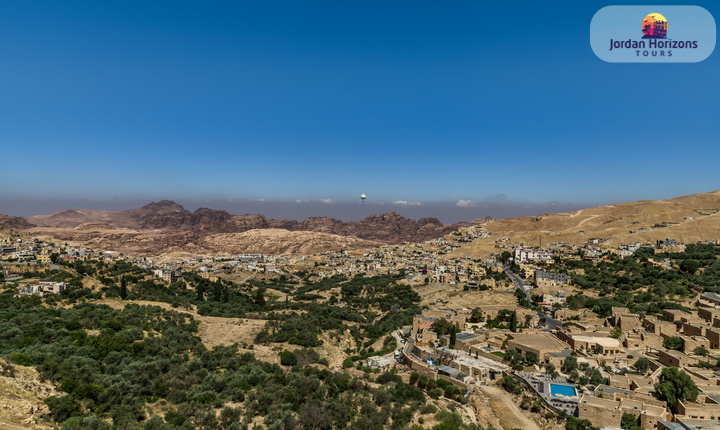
642,13,667,39
590,6,715,63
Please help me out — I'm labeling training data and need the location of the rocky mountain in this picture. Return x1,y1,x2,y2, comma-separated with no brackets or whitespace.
0,215,35,231
27,201,468,245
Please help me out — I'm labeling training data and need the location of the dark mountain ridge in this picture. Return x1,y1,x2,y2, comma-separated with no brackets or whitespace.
24,200,478,244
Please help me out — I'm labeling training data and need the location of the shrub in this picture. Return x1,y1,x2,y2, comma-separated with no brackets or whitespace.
279,350,297,366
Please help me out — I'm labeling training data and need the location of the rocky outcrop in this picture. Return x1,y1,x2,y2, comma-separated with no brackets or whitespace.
0,357,56,429
0,215,35,230
26,201,468,244
128,200,195,230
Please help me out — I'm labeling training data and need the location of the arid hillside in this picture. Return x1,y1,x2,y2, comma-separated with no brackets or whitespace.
0,358,55,429
450,189,720,258
201,229,382,255
0,215,35,231
26,200,467,245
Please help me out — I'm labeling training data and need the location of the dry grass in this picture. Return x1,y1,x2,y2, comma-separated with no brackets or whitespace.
450,190,720,258
413,283,518,308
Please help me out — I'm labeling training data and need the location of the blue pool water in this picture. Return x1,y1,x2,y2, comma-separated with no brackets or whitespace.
482,346,493,351
550,384,577,398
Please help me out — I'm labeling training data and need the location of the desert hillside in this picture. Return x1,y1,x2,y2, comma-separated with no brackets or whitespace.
201,228,382,255
24,200,468,245
450,189,720,258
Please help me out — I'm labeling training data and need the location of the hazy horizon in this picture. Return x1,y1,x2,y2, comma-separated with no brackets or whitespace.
0,193,683,224
1,1,717,220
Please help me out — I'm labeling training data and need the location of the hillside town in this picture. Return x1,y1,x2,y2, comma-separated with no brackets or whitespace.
3,226,720,430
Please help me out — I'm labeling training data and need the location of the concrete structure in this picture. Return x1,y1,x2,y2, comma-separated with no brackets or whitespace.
701,292,720,308
657,349,699,368
506,332,571,361
644,316,681,338
514,248,554,264
534,270,569,287
557,331,622,355
578,394,666,430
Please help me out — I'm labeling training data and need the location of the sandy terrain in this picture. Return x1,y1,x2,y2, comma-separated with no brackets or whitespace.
472,385,542,430
202,228,380,256
0,359,55,430
414,283,518,308
448,190,720,258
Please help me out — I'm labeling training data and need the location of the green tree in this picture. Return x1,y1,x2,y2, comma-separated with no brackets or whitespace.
469,307,484,323
562,355,578,373
566,416,596,430
499,251,512,264
524,351,539,366
621,412,639,430
544,363,556,376
254,287,266,306
588,368,604,386
634,357,650,375
663,336,684,351
609,326,622,339
119,276,127,300
431,318,455,337
680,259,701,274
568,369,580,382
449,325,456,349
502,375,521,395
693,345,709,357
509,312,518,333
655,367,698,412
280,350,297,366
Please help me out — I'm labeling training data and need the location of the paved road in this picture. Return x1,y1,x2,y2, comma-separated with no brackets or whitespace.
503,266,563,331
504,266,532,303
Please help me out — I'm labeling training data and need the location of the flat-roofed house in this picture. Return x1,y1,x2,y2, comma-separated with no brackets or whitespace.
657,349,699,368
506,332,570,362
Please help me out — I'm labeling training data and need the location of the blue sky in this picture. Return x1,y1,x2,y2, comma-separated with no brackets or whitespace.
1,1,718,221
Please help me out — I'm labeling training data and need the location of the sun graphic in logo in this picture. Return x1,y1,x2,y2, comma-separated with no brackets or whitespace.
642,13,668,39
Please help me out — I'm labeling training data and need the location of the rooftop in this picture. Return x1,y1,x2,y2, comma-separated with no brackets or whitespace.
677,418,720,430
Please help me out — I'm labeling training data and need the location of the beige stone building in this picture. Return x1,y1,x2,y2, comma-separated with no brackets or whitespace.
657,349,699,368
643,316,680,339
556,330,622,355
506,332,570,362
681,334,711,355
578,395,666,430
677,397,720,421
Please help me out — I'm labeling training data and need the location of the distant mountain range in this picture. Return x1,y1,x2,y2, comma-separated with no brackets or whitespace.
7,190,720,258
23,199,481,244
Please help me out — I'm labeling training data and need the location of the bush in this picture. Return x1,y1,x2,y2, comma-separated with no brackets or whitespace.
342,357,354,368
7,352,32,366
420,403,437,415
280,350,297,366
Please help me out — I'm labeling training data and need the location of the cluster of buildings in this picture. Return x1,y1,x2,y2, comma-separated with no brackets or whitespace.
395,284,720,430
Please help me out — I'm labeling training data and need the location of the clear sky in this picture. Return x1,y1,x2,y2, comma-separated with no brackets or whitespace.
1,1,718,221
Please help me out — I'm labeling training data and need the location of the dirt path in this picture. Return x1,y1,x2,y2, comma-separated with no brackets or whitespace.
475,385,541,430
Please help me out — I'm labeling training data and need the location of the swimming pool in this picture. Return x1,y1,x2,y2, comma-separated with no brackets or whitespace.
550,384,577,398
